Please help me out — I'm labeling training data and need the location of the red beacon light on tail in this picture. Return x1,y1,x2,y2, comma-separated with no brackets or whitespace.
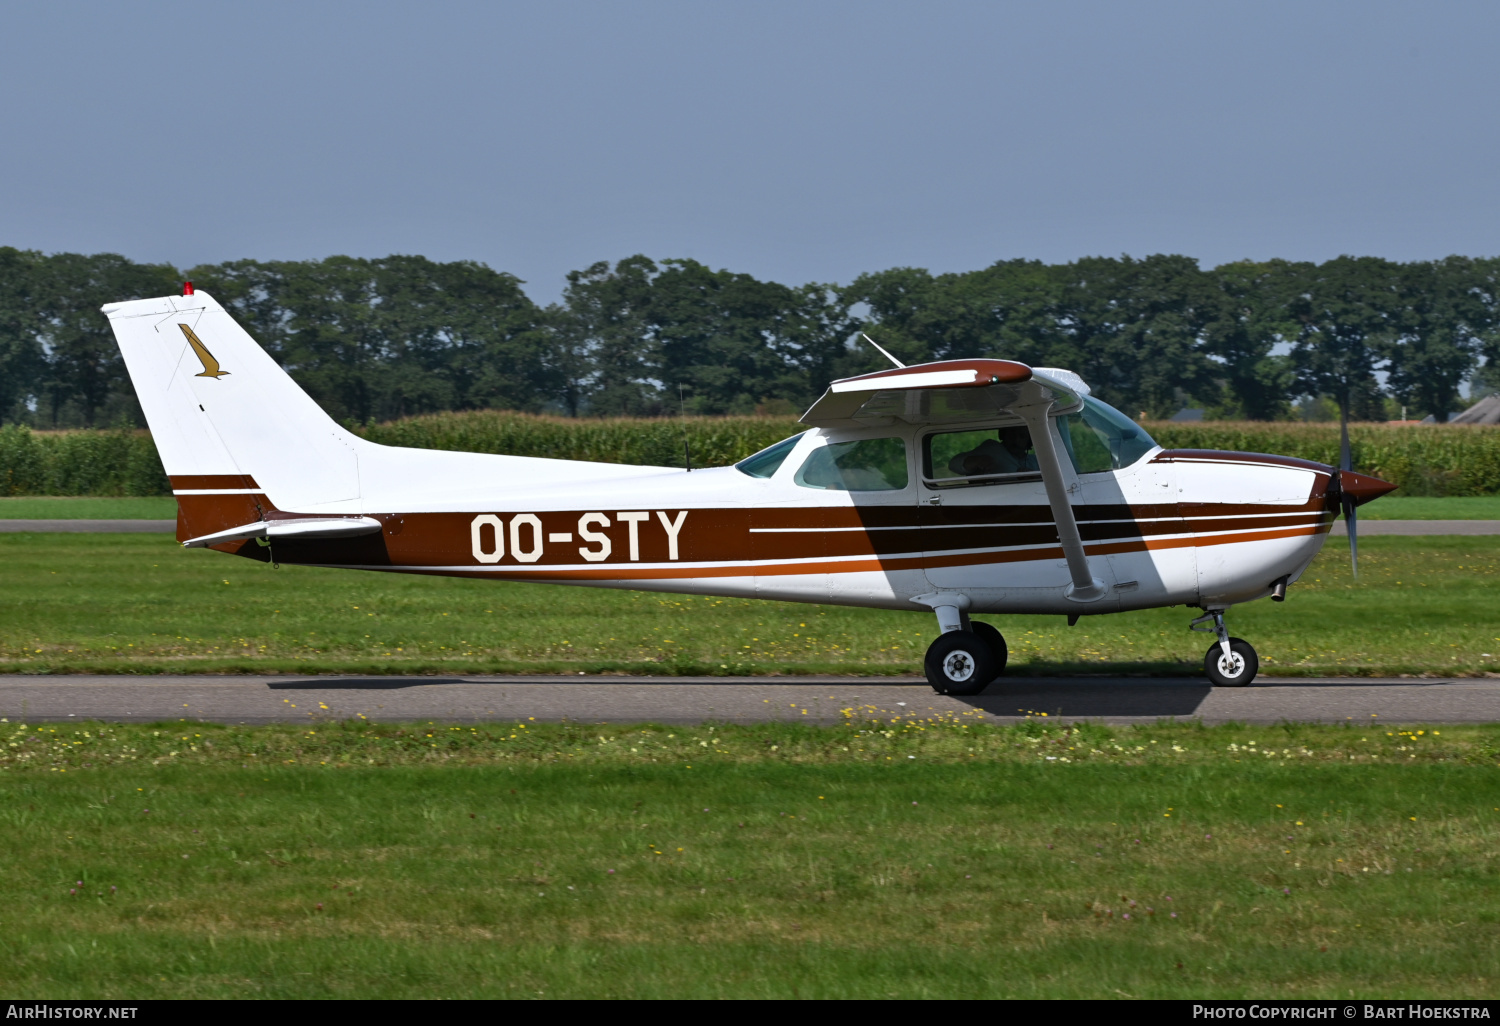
182,281,194,296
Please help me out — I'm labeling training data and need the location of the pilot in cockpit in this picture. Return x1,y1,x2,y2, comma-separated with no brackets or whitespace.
948,425,1038,477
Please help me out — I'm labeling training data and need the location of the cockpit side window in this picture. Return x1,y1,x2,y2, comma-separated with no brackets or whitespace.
1059,397,1157,474
923,424,1040,487
734,432,806,478
793,437,909,491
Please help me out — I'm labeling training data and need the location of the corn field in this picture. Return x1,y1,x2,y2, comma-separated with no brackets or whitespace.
4,414,1499,497
1145,422,1500,497
358,411,804,471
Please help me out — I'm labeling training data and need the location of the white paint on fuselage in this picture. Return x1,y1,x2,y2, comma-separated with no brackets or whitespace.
321,420,1336,619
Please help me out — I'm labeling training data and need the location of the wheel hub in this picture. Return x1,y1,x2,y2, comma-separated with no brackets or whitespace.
942,650,975,682
1216,651,1245,678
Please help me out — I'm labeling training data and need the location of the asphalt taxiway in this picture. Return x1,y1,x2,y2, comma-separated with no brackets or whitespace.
5,520,1495,726
1,674,1495,725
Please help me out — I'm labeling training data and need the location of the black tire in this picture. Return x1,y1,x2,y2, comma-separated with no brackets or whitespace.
924,631,999,696
1204,637,1258,687
969,621,1009,677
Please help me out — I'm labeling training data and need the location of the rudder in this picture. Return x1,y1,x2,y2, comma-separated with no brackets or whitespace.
103,290,363,541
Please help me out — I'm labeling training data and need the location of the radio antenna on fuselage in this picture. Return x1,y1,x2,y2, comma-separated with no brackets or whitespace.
861,332,906,369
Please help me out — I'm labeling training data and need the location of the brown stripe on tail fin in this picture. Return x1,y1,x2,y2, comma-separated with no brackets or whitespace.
168,474,279,545
170,474,260,490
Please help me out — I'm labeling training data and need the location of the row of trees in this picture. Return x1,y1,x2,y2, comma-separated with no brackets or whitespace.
854,255,1500,423
1,247,1497,427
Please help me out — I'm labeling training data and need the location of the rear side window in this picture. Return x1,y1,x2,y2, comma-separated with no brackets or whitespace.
735,433,805,478
794,437,909,491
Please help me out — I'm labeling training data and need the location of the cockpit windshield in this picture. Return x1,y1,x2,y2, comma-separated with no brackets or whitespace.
734,432,805,478
1059,397,1157,474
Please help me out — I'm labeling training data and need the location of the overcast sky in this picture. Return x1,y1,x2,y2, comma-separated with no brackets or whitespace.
1,1,1496,302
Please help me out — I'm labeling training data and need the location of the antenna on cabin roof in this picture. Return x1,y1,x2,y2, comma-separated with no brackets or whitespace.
861,332,906,369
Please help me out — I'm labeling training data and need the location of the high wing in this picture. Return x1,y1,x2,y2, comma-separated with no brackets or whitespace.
803,358,1109,602
800,359,1090,428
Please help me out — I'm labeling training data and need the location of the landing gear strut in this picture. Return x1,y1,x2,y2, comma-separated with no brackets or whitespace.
1191,610,1258,687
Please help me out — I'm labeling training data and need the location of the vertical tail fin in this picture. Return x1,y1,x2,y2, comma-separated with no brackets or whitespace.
103,290,363,541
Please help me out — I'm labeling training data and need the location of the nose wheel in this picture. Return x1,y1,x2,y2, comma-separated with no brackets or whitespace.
1204,637,1258,686
1191,610,1259,687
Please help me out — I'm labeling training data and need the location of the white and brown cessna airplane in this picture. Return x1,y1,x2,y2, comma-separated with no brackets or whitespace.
104,286,1395,694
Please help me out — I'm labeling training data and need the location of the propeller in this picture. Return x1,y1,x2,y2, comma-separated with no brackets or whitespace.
1339,414,1357,579
1332,417,1399,580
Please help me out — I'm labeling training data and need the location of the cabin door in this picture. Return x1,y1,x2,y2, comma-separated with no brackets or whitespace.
916,422,1078,591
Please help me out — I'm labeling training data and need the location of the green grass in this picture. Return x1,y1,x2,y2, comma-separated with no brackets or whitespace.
0,534,1497,677
0,496,177,519
1360,496,1500,520
2,718,1496,998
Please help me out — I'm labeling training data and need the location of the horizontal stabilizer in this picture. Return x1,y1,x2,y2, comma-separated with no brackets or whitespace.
182,516,383,549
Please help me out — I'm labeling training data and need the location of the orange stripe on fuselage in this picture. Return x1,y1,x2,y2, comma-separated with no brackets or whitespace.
325,519,1333,583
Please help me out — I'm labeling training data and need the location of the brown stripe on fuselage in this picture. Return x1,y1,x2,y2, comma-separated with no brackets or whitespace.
277,519,1333,583
199,446,1339,584
223,496,1333,582
1151,449,1336,475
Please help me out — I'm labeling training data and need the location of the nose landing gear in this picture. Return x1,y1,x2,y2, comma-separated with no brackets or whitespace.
1191,610,1258,687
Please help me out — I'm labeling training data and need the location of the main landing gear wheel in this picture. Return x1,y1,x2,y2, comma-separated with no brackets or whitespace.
924,631,1000,696
969,621,1009,677
1204,638,1258,687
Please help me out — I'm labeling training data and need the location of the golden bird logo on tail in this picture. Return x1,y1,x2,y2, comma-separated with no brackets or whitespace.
178,323,229,378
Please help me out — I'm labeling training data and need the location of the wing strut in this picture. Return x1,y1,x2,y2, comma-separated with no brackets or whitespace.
1015,403,1107,603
